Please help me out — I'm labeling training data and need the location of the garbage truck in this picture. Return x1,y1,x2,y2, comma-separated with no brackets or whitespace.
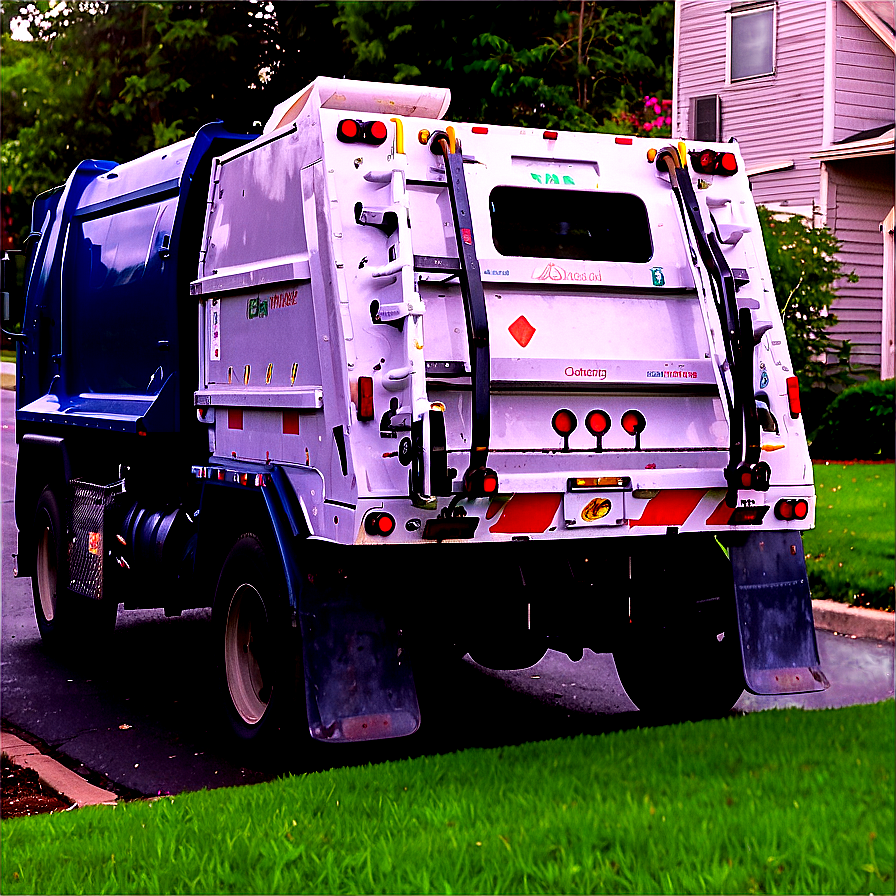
7,77,828,744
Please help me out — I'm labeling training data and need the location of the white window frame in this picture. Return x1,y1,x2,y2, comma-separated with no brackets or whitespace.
726,3,777,84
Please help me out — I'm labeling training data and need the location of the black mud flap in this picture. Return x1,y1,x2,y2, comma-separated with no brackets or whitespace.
298,556,420,743
729,531,830,695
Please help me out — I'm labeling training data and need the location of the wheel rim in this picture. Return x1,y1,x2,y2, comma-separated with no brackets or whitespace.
36,524,57,624
223,583,272,726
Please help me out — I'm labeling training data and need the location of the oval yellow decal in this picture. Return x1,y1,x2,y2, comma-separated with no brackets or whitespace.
581,497,612,522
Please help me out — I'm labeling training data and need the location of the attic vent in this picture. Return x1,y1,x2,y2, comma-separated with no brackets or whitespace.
690,95,721,142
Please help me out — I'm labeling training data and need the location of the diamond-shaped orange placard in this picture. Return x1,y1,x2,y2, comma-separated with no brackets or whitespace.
508,315,536,348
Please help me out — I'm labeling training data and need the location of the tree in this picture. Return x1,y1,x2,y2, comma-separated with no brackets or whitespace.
757,206,859,399
1,1,676,246
1,2,283,243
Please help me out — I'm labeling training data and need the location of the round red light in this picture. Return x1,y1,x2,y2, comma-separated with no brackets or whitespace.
794,500,809,520
697,150,717,172
552,409,577,436
776,500,794,520
367,120,388,143
365,511,395,536
585,410,611,436
338,119,359,140
719,152,738,173
621,410,646,435
482,474,498,494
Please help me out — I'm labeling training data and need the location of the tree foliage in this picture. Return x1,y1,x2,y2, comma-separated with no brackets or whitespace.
1,1,674,245
757,206,859,394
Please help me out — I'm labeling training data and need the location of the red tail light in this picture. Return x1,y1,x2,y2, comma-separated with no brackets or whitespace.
543,130,559,140
585,410,611,436
357,376,374,421
621,409,646,450
775,499,794,520
337,119,389,145
585,409,611,452
552,409,577,436
365,512,396,536
690,149,738,176
786,376,801,418
337,119,360,142
775,498,809,521
463,467,499,497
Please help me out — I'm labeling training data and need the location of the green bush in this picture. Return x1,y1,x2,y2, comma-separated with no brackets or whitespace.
809,378,895,460
758,206,858,394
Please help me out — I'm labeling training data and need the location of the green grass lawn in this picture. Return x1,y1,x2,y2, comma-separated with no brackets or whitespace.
804,462,895,611
2,702,893,895
1,349,15,363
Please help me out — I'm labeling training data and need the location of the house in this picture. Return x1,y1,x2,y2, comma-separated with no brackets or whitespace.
673,0,895,379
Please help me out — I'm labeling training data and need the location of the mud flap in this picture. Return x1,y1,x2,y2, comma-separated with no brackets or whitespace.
298,553,420,743
729,531,830,695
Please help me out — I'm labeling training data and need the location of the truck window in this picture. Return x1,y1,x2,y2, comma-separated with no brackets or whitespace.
489,187,653,263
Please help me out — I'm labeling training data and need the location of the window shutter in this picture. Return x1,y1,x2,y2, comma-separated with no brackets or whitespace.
690,95,721,142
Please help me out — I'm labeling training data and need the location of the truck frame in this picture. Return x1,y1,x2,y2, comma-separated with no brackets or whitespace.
9,77,827,744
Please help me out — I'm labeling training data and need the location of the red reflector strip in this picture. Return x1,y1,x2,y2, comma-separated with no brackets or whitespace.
461,228,473,245
229,409,243,430
543,131,558,140
283,409,300,435
786,376,801,418
629,489,706,528
472,126,489,135
489,493,562,534
615,137,633,145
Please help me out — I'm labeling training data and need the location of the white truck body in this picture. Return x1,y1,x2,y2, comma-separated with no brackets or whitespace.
14,78,827,746
191,77,812,546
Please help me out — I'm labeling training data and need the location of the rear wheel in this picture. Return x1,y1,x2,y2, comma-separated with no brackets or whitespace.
213,534,297,743
467,637,548,671
613,538,745,721
613,620,744,721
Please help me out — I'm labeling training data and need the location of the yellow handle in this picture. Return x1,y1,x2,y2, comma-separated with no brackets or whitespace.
446,125,457,154
390,117,405,155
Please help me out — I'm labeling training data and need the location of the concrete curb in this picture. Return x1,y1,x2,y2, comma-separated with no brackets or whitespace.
1,732,118,809
812,599,895,642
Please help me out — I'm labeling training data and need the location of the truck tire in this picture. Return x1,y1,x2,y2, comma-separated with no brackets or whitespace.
32,488,117,650
613,613,744,721
213,534,298,744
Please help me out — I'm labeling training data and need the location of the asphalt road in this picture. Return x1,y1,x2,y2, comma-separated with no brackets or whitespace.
2,385,893,799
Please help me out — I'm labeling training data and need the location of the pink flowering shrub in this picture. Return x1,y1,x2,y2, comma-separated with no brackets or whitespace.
609,96,673,136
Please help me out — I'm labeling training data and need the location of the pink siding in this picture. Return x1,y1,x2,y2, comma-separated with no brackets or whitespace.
677,0,895,377
675,0,827,209
826,158,895,373
834,3,896,141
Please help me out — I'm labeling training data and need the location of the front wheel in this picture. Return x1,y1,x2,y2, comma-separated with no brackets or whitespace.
213,534,297,744
32,487,117,651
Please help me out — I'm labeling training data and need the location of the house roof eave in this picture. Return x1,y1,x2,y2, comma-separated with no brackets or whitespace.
811,129,895,161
